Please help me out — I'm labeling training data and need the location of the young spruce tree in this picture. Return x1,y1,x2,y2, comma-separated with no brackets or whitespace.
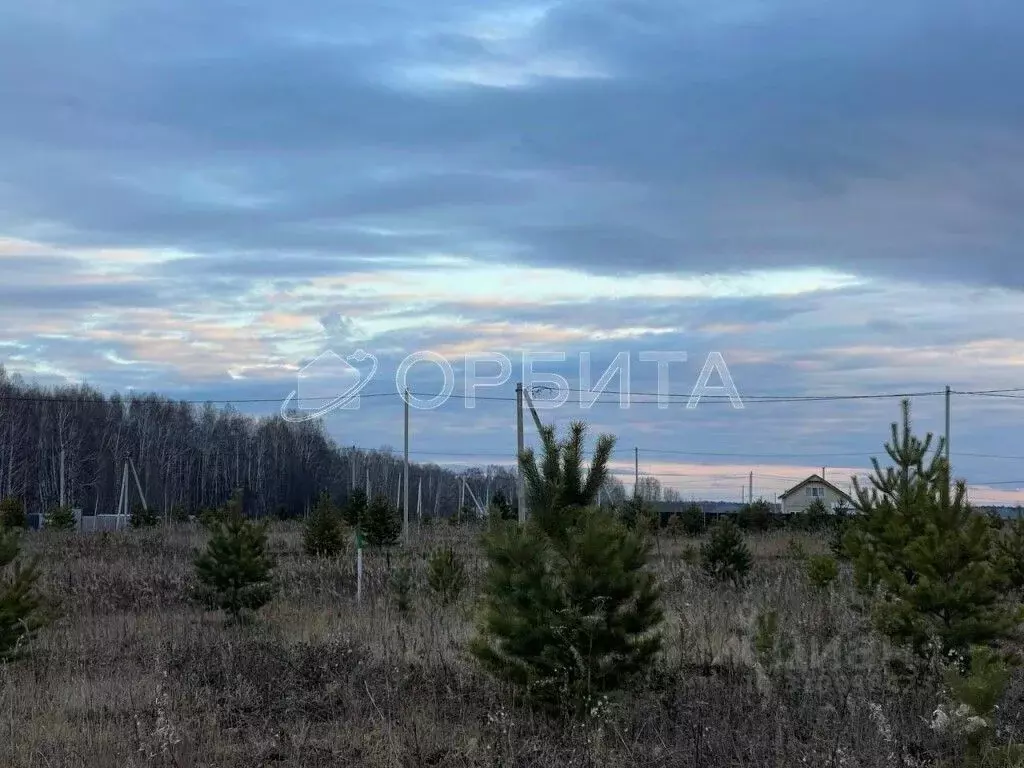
0,497,26,530
845,400,1020,664
1,527,55,661
193,489,276,622
471,421,663,715
303,490,347,557
363,495,401,547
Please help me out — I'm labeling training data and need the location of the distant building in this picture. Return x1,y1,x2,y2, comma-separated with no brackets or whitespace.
778,474,853,516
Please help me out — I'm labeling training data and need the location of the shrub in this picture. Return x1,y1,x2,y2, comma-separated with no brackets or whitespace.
787,538,807,560
1,527,55,661
389,558,415,616
680,504,705,535
753,609,793,669
472,421,663,715
363,495,401,547
793,498,829,531
342,489,367,528
681,544,700,565
198,506,223,529
845,400,1019,664
129,502,159,528
0,497,26,530
303,490,347,557
193,491,276,622
701,519,751,587
806,554,839,589
427,545,467,606
995,516,1024,591
169,504,190,523
44,505,76,531
738,499,772,531
489,490,515,520
829,515,852,560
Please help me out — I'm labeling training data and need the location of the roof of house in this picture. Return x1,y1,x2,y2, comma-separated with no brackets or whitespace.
778,473,853,502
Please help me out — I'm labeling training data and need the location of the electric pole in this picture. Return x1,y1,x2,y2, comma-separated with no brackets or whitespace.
634,446,639,496
748,471,753,504
516,382,525,523
945,384,951,471
403,387,410,543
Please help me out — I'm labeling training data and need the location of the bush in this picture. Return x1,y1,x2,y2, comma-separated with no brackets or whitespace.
792,498,829,531
129,502,159,528
427,545,466,606
363,495,401,547
472,421,662,715
193,491,276,622
489,490,515,520
680,504,705,535
303,490,347,557
995,516,1024,590
829,515,852,560
737,499,772,531
342,488,367,528
1,527,55,661
389,558,415,616
169,504,190,523
44,505,76,531
665,514,683,537
0,497,26,530
681,544,700,565
806,554,839,589
701,519,752,587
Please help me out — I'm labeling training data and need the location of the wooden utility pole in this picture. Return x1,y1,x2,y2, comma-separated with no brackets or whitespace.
634,447,639,496
516,382,525,523
748,471,753,504
945,384,951,470
403,387,410,543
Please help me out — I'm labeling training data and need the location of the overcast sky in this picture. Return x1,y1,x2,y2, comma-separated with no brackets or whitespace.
2,0,1023,502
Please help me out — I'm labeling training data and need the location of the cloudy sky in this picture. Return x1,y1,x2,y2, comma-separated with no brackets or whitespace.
2,0,1023,502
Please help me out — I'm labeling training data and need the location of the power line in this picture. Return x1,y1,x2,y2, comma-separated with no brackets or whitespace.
6,384,1024,407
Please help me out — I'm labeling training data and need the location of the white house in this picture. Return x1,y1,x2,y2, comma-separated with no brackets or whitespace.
778,474,854,516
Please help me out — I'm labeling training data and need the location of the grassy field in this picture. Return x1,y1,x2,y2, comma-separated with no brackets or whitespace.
3,523,1021,767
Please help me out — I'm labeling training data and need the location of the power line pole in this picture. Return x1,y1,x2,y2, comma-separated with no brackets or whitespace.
403,387,410,544
748,471,753,504
945,384,951,472
634,446,639,496
516,382,525,523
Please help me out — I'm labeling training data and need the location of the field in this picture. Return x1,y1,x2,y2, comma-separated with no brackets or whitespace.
3,523,1022,767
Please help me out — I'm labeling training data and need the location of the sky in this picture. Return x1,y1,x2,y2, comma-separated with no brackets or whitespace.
1,0,1023,503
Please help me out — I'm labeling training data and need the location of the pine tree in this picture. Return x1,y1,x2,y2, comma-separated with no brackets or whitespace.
303,490,347,557
193,490,276,622
0,497,26,530
471,421,663,715
701,519,752,587
680,503,705,535
363,495,400,547
1,528,55,661
488,490,514,520
44,505,76,531
845,400,1020,663
427,545,467,606
129,502,159,528
342,488,367,528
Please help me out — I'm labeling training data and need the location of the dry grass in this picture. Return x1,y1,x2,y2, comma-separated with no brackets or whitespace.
2,522,1021,767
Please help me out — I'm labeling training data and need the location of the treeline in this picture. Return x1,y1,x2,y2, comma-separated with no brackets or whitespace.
0,367,517,519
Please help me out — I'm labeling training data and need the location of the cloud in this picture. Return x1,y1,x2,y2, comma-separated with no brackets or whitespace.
2,0,1024,500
